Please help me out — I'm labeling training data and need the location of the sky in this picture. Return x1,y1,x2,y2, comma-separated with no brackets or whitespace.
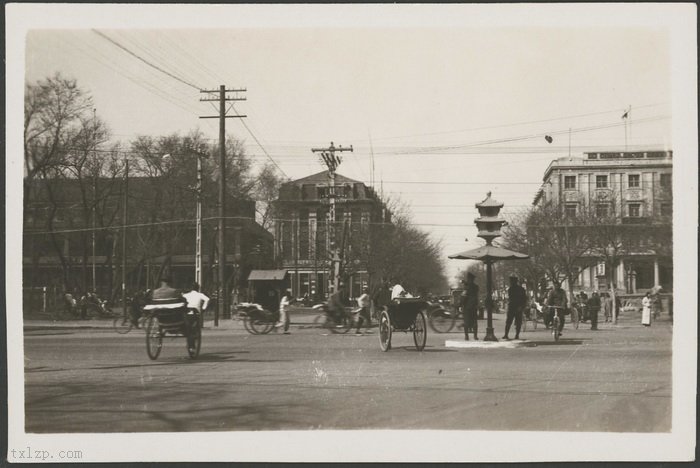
14,4,684,285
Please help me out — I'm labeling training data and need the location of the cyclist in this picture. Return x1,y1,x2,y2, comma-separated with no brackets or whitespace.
545,281,568,336
326,283,346,327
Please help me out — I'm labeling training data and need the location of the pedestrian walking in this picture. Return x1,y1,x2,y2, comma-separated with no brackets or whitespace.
503,276,527,340
460,273,479,340
602,292,613,323
355,287,371,335
275,288,292,334
641,291,652,327
587,291,601,330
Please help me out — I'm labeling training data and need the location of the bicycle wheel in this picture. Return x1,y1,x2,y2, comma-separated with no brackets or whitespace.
413,310,427,351
330,310,353,334
428,307,456,333
552,316,561,342
571,307,580,329
379,309,392,352
113,315,133,334
187,319,202,359
313,313,326,328
145,316,162,360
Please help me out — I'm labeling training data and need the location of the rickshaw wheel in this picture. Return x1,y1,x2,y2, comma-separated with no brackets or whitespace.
249,311,275,335
145,316,162,360
413,310,427,351
552,316,561,342
187,320,202,359
242,316,258,334
379,309,392,352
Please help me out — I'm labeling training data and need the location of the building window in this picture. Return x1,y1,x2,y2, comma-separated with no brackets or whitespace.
628,174,640,188
628,203,641,218
564,175,576,190
660,173,672,188
660,203,672,217
596,203,610,218
596,175,608,188
565,203,577,217
596,262,606,277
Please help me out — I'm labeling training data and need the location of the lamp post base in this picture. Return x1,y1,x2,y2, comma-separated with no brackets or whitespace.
483,327,499,342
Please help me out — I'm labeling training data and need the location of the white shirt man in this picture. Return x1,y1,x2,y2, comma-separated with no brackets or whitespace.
391,284,413,300
183,283,210,313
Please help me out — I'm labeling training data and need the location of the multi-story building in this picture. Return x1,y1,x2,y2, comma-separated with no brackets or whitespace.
272,171,389,300
533,149,673,294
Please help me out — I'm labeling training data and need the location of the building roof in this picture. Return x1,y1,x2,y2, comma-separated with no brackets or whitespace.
247,269,289,281
284,171,362,186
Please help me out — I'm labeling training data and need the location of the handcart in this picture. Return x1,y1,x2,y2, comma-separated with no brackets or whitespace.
378,297,429,352
143,303,201,360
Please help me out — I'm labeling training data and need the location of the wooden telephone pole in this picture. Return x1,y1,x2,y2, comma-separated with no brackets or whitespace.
200,85,246,326
311,142,353,295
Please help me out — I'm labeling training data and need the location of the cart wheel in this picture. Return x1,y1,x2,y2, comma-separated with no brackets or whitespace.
249,311,275,335
428,307,456,333
146,316,162,360
187,318,201,359
413,310,427,351
379,309,392,352
243,315,260,335
552,316,561,342
113,315,133,334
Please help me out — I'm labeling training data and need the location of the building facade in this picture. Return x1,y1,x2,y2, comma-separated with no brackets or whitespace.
533,149,673,293
23,176,274,301
272,171,389,300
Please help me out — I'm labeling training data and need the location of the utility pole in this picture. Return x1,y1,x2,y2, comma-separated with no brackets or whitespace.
311,142,353,294
200,85,246,327
121,156,129,319
194,149,207,289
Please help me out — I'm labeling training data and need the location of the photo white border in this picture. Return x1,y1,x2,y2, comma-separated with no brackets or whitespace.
6,3,697,463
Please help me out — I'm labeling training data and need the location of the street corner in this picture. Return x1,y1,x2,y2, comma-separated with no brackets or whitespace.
444,338,533,349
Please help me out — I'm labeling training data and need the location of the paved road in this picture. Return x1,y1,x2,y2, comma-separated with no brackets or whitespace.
23,314,672,433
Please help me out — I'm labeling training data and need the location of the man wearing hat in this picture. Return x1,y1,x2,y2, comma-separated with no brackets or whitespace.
503,276,527,340
460,272,479,340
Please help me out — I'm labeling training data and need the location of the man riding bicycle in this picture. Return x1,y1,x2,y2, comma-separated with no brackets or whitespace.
326,283,346,326
546,281,568,335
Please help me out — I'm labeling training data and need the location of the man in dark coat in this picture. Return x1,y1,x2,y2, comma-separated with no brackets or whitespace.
503,276,528,340
587,291,601,330
460,273,479,340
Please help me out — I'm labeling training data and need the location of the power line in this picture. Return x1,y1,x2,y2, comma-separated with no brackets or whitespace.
92,30,199,90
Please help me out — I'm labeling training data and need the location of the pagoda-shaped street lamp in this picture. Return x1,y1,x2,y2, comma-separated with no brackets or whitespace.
475,192,506,341
448,192,529,342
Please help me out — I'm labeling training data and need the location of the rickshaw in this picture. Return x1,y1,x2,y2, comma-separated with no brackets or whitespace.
378,297,429,351
143,302,201,360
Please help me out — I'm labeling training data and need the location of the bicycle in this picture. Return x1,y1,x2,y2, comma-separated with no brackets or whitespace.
312,304,354,334
427,304,458,333
113,310,149,334
548,305,566,341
